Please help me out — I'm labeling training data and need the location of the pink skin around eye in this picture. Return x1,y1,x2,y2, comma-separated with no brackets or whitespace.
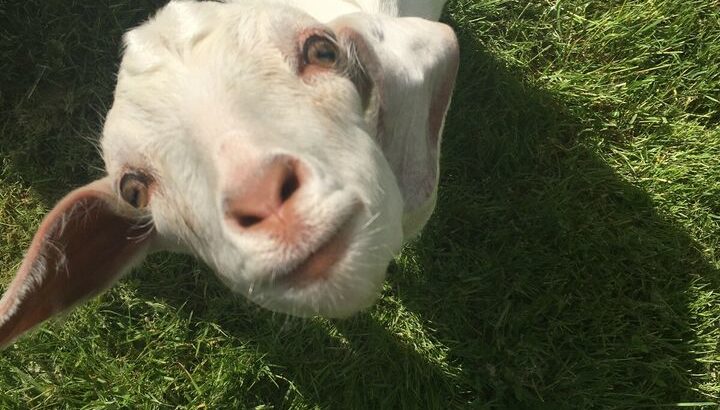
297,28,341,76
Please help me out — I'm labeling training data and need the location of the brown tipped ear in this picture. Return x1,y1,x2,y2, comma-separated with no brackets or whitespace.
0,178,154,348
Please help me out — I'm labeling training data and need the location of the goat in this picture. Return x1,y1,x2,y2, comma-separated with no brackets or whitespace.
0,0,458,347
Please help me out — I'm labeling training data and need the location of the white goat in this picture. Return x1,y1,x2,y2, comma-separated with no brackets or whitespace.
0,0,458,346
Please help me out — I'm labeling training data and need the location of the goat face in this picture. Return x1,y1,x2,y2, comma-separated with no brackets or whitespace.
0,0,458,345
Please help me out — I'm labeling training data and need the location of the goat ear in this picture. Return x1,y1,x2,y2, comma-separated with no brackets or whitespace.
0,178,154,348
331,14,459,237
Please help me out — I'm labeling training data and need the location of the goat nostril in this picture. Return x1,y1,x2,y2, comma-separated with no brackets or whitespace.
280,169,300,203
238,214,264,228
224,156,306,232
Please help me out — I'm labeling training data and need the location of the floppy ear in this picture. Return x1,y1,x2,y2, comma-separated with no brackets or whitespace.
0,178,154,347
330,14,459,238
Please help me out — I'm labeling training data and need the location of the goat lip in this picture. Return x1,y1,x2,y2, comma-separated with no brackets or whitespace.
273,211,358,287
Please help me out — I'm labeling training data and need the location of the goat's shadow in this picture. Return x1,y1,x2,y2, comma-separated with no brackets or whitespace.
1,1,719,408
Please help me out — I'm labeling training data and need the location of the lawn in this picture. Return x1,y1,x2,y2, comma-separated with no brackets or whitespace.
1,0,720,408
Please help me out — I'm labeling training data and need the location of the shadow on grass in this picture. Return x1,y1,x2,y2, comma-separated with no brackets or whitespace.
382,13,720,408
0,0,167,200
1,1,719,409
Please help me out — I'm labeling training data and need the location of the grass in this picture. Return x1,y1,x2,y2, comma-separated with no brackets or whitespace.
1,0,720,408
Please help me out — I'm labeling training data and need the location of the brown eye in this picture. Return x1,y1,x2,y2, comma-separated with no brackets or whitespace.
120,172,151,209
302,35,339,69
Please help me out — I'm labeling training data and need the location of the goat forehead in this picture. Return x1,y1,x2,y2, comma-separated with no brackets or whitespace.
107,40,305,143
105,47,348,161
121,2,316,72
103,1,371,178
116,5,330,119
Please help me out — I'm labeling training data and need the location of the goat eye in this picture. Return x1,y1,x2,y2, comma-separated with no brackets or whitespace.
302,35,338,68
119,172,151,209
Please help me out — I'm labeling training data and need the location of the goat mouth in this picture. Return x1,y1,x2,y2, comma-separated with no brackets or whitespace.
273,211,358,287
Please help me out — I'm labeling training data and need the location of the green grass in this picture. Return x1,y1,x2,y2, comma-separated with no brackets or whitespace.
1,0,720,408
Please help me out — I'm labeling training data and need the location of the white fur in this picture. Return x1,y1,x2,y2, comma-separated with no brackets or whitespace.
101,0,456,317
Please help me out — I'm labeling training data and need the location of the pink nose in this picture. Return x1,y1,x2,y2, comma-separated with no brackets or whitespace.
224,156,305,237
